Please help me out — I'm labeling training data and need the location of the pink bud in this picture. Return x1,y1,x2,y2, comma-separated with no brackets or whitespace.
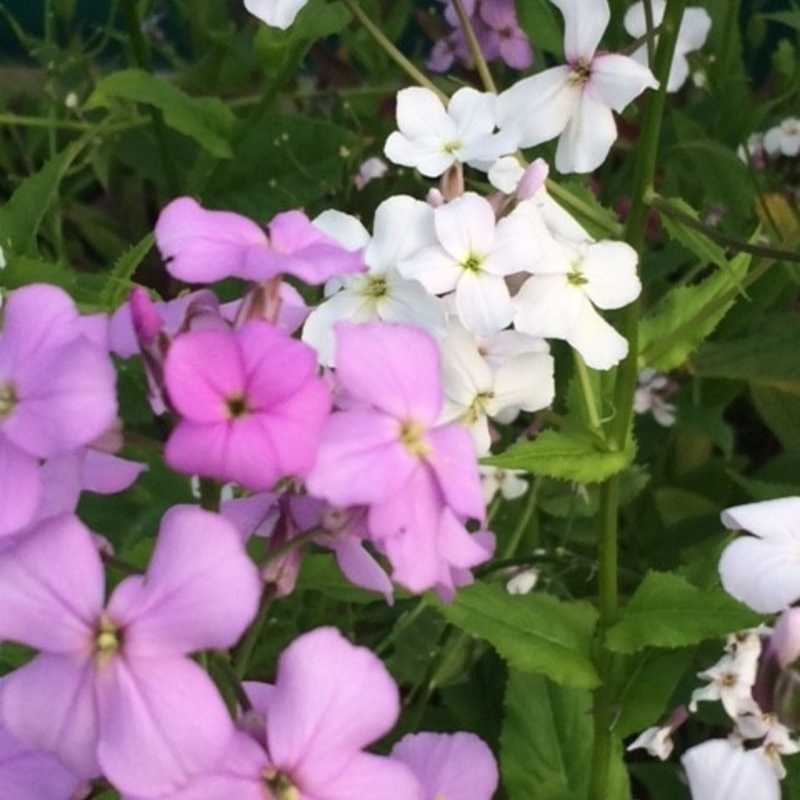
516,158,549,200
129,287,162,344
771,608,800,667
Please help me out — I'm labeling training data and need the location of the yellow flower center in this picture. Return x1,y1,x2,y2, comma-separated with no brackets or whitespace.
399,419,431,457
263,769,299,800
0,383,15,419
94,614,120,668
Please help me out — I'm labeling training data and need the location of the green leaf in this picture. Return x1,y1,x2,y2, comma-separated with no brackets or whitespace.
2,256,74,290
100,233,155,311
611,649,694,737
658,197,730,270
501,671,631,800
205,114,358,218
501,670,593,800
485,428,635,484
760,11,800,33
639,250,751,371
87,69,234,158
0,140,84,260
516,0,563,57
606,571,762,654
693,314,800,394
434,583,599,688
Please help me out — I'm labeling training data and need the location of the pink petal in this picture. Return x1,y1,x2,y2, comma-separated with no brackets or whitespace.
426,425,485,521
0,722,82,800
304,751,421,800
80,451,147,494
334,321,442,422
0,654,100,779
265,627,400,773
0,441,41,537
392,731,498,800
0,514,102,652
155,197,268,284
108,506,260,656
96,656,235,797
165,329,245,422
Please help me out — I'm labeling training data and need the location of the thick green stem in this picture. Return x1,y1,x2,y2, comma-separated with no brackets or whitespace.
233,587,276,680
339,0,446,101
589,3,687,799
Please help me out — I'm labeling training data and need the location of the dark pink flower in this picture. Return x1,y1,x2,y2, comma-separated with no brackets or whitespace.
164,321,331,491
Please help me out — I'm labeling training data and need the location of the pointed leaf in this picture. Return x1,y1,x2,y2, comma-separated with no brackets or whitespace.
434,583,599,688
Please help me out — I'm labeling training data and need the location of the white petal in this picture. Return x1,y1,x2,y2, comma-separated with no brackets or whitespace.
368,195,437,270
490,352,555,414
435,193,498,261
449,87,498,139
513,274,583,338
394,86,456,140
456,272,513,337
588,53,658,112
378,275,448,338
383,132,455,178
552,0,609,61
497,68,577,149
555,91,617,174
719,536,800,613
313,210,370,251
398,244,461,294
682,740,780,800
580,241,641,309
244,0,308,28
721,497,800,542
566,301,629,370
680,8,713,52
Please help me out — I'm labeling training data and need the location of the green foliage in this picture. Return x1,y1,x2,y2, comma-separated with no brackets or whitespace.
606,571,762,653
435,583,600,688
486,428,635,484
87,69,236,158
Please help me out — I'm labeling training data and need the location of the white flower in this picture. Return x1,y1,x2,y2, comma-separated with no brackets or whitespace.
304,197,446,364
627,723,675,760
682,739,780,800
353,156,388,189
480,466,529,505
243,0,308,29
439,319,554,454
718,497,800,613
634,368,676,427
511,218,641,370
506,567,539,595
689,640,762,720
399,192,541,337
761,719,800,778
496,0,657,173
384,86,519,178
624,1,712,92
764,118,800,158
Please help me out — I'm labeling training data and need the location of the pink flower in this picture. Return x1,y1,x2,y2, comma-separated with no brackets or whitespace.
157,627,421,800
0,507,261,796
155,197,365,285
392,731,498,800
164,321,331,491
306,321,492,594
0,285,117,537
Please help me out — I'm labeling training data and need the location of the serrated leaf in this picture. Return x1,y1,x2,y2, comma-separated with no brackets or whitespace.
100,233,155,311
0,140,85,260
639,250,751,371
658,197,729,270
434,583,599,688
485,428,635,483
502,671,631,800
606,571,762,653
87,69,234,158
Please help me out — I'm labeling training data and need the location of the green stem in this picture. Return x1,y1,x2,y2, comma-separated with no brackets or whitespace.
589,4,687,800
233,587,276,680
648,194,800,264
450,0,498,93
501,477,541,559
575,353,602,431
339,0,446,101
198,478,221,512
